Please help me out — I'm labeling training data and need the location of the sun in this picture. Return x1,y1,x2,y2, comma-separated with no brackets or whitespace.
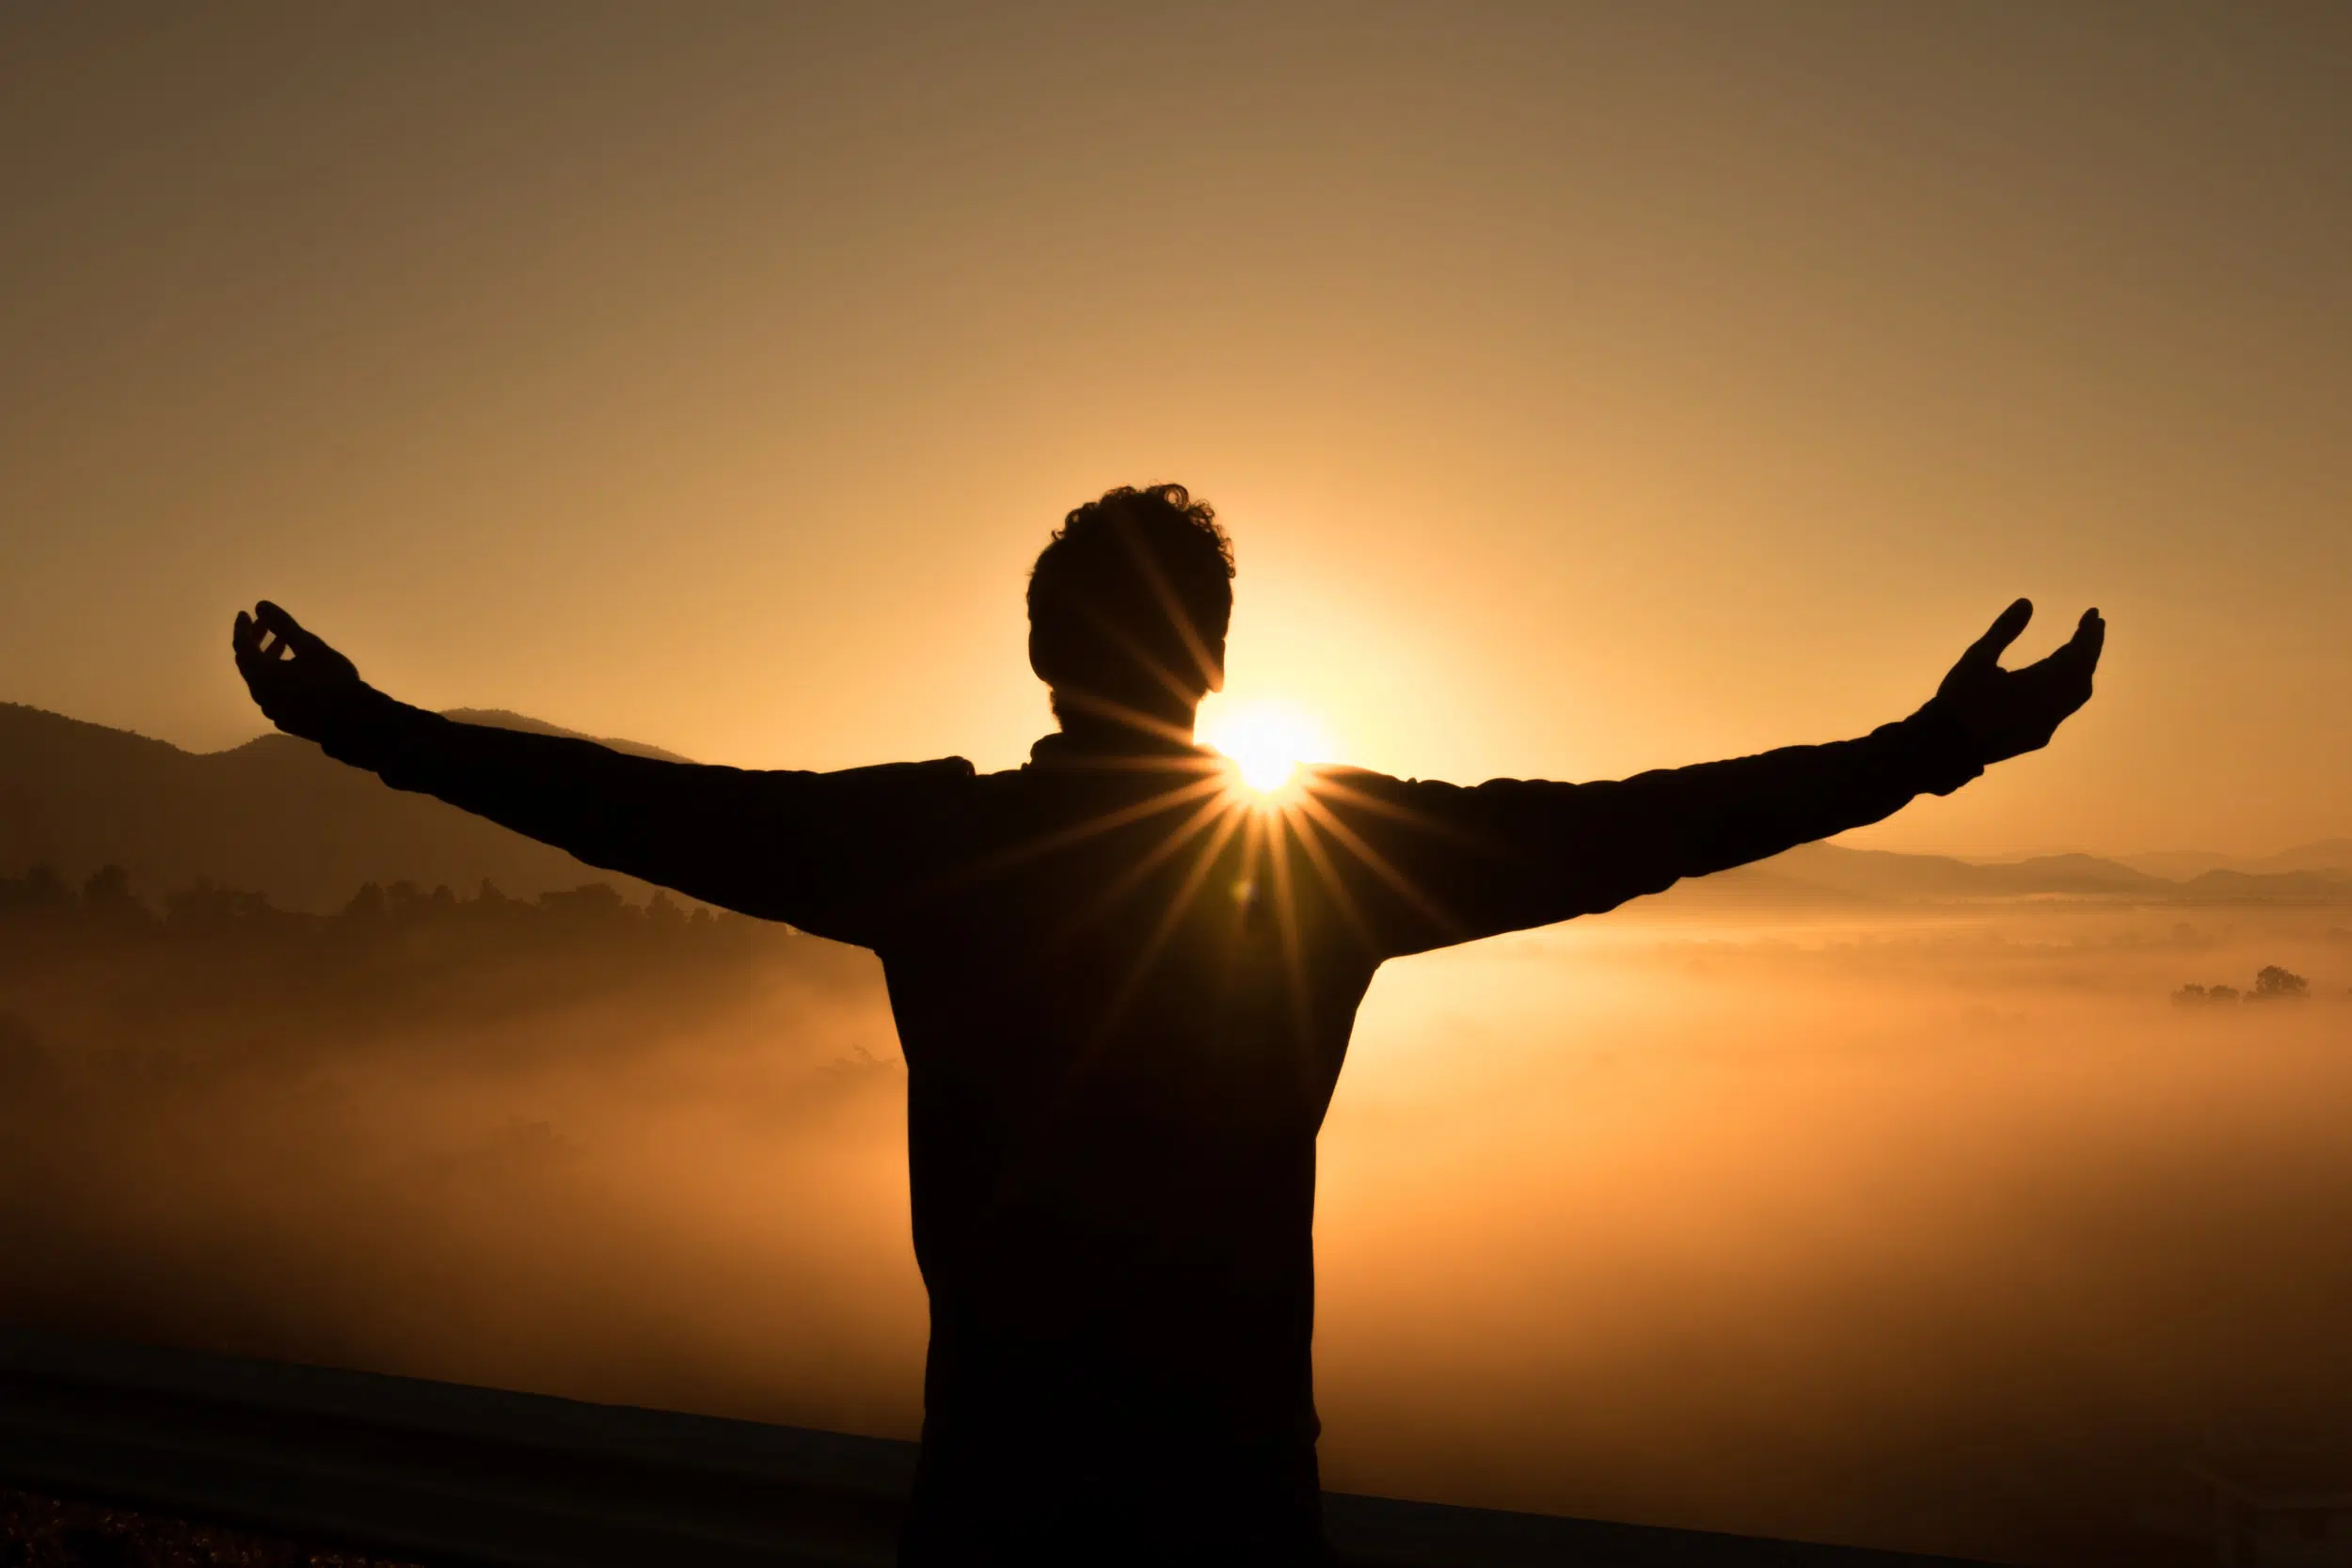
1198,699,1330,800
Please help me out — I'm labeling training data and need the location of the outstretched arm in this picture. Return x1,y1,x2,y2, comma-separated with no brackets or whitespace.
230,601,955,932
1317,599,2105,953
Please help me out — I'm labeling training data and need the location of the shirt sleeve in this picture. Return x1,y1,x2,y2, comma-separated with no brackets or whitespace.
1296,711,1986,958
312,692,973,946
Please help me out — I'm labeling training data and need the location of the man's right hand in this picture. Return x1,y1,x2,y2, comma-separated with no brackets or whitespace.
232,601,373,744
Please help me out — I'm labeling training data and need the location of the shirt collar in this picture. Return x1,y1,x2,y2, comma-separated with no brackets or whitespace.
1027,730,1217,773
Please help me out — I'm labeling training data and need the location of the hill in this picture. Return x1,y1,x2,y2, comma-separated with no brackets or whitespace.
1660,844,2165,909
439,708,694,763
1697,842,2348,907
1762,844,2167,900
0,704,672,912
1649,839,2348,910
2121,839,2352,879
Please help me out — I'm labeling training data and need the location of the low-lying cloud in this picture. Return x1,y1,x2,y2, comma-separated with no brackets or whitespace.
5,889,2349,1565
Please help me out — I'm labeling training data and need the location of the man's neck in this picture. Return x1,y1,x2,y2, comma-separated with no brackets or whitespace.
1052,715,1200,753
1048,689,1200,753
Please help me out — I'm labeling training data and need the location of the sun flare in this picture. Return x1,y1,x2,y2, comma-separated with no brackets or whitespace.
1199,699,1331,799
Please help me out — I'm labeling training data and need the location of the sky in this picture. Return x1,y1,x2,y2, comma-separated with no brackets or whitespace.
3,3,2346,857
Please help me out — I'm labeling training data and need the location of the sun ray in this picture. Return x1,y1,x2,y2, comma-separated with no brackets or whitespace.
1275,794,1382,955
1039,787,1243,952
1306,772,1484,845
1294,788,1470,945
1261,810,1319,1078
965,794,1255,1230
1092,800,1252,1037
1049,681,1202,747
1108,515,1228,698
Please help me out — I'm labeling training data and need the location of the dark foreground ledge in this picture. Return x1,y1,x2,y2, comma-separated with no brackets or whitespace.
0,1332,1995,1568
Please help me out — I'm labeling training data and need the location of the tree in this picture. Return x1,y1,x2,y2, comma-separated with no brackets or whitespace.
0,863,69,915
2252,965,2310,1001
164,879,277,935
79,864,151,928
81,863,135,911
538,881,627,923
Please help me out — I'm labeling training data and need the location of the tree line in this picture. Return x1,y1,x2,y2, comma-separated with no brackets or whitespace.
2172,965,2312,1006
0,862,728,941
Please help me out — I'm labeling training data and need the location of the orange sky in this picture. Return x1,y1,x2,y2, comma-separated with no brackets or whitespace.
3,5,2345,856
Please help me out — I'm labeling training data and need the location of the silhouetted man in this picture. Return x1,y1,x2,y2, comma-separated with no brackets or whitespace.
233,483,2103,1565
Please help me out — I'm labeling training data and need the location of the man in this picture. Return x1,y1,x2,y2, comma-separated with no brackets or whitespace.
233,483,2103,1564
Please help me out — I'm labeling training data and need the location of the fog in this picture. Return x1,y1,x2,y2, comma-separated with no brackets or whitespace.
5,883,2349,1565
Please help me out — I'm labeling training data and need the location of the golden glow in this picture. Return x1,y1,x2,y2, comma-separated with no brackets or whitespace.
1199,699,1330,799
8,7,2345,856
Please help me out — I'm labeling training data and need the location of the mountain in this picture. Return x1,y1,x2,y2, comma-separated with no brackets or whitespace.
2121,839,2352,879
1670,842,2346,908
2175,867,2352,904
1748,844,2168,901
2116,848,2241,880
0,703,672,912
2256,838,2352,874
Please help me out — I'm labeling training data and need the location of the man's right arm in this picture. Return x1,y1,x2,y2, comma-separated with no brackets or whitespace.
230,601,949,934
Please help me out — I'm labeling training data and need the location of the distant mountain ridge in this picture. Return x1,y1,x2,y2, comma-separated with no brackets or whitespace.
3,701,2346,913
2117,840,2352,879
1687,841,2351,909
437,709,694,764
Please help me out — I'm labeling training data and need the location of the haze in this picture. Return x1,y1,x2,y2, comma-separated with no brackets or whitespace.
8,879,2351,1565
4,5,2349,854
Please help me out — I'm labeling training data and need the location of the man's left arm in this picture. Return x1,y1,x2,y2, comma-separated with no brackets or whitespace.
1321,600,2104,953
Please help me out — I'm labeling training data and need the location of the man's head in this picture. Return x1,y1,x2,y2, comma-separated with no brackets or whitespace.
1028,483,1233,736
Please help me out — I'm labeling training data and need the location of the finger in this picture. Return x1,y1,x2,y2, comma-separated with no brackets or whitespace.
1960,598,2034,672
258,600,349,670
255,600,311,653
233,608,280,657
2054,608,2105,677
232,610,286,674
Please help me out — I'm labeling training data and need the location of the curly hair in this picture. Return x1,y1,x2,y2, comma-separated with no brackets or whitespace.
1027,484,1234,706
